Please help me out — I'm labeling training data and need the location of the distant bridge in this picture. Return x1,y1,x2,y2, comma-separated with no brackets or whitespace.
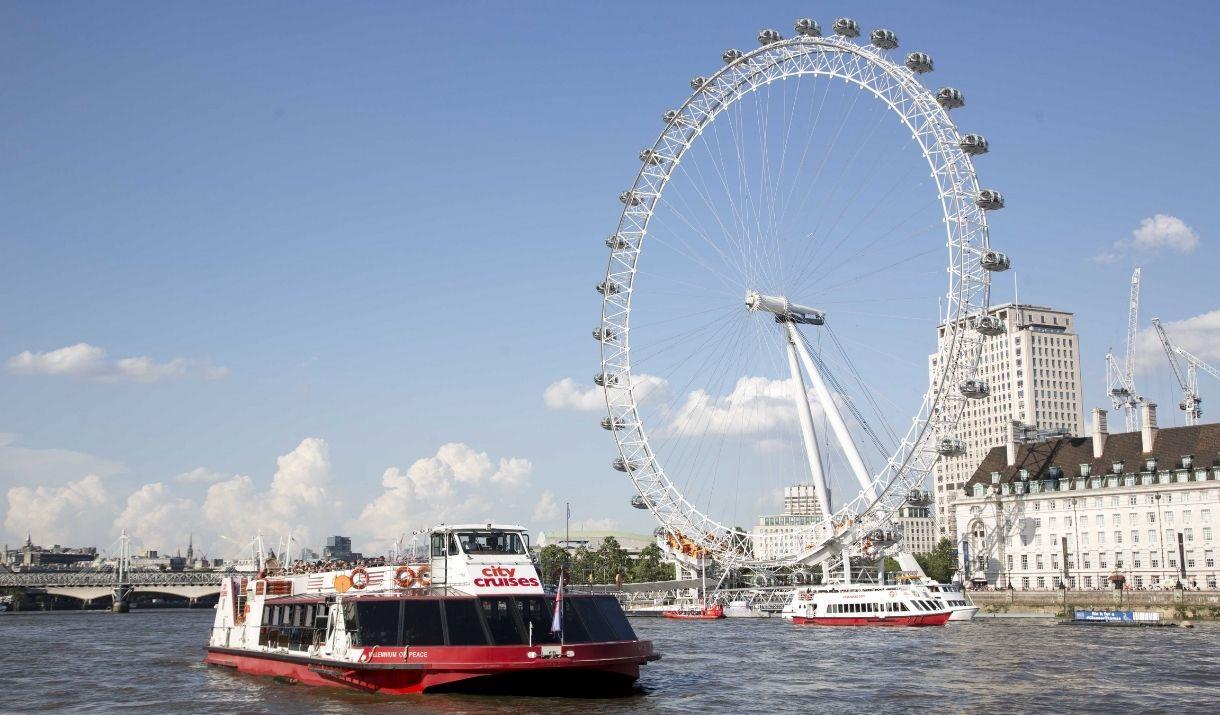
0,570,224,603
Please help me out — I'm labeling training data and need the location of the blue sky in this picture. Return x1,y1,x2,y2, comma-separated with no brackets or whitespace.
2,1,1218,557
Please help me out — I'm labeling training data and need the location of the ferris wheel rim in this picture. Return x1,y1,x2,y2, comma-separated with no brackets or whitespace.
599,29,995,569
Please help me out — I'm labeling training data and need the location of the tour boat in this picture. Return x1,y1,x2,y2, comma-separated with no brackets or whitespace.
924,581,978,621
892,553,978,621
203,524,657,695
661,603,724,620
785,583,952,626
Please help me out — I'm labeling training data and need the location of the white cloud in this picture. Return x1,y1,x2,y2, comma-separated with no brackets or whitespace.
5,474,116,546
1093,214,1200,263
352,443,534,552
114,482,198,553
174,467,229,485
1131,214,1199,254
6,342,229,383
532,490,561,522
203,438,335,549
667,375,825,436
1137,309,1220,367
543,378,604,411
543,374,669,411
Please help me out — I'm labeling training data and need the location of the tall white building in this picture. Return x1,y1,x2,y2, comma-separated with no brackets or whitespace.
955,405,1220,590
930,303,1084,541
751,484,826,561
893,489,937,555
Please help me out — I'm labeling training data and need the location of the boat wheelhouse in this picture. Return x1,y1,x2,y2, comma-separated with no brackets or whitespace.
785,583,951,627
204,523,656,695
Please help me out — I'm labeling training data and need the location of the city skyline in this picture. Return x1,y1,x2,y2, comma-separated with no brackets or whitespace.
3,2,1219,557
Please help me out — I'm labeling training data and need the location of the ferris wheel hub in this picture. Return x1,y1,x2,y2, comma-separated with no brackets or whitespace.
745,290,825,325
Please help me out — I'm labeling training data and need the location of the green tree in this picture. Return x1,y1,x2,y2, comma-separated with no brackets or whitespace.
571,546,601,585
630,543,676,582
916,538,959,583
596,537,630,584
536,544,570,585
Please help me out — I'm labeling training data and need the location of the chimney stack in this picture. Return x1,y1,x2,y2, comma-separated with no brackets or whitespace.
1141,402,1158,453
1092,408,1108,459
1006,420,1019,466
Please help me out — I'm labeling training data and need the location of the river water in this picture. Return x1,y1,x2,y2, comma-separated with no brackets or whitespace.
3,610,1218,713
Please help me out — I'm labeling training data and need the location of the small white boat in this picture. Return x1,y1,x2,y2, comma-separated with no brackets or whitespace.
894,552,978,621
723,600,767,618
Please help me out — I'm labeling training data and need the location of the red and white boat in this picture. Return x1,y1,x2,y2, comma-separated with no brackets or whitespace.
661,603,724,620
784,583,952,627
203,524,657,695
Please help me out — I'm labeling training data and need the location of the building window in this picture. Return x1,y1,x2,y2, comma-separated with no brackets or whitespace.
1084,576,1094,588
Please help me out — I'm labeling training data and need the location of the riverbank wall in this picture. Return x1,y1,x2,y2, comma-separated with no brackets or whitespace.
972,589,1220,620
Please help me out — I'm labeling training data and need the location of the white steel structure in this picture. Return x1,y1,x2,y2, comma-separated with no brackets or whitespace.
1152,317,1220,425
597,19,1007,575
1106,267,1143,432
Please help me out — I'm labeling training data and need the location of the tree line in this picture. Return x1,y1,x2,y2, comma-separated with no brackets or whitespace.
536,537,676,586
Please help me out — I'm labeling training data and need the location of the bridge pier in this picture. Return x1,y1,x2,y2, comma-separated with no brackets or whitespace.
111,584,132,614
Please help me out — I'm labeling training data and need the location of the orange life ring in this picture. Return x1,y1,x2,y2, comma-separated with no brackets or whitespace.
394,565,416,589
350,566,370,590
415,564,431,587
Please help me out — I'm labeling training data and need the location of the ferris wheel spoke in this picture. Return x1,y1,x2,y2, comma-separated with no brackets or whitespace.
783,106,897,290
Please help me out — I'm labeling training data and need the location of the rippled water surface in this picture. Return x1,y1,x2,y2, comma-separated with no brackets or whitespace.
3,610,1219,713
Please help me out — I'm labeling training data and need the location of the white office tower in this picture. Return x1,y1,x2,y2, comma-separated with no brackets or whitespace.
751,484,827,561
930,303,1085,541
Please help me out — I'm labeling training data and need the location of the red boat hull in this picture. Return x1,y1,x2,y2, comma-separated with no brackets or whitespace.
662,604,724,620
791,612,950,627
204,640,653,695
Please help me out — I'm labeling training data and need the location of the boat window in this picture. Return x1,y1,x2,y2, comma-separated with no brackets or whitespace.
402,600,446,646
443,599,489,646
898,602,909,612
513,596,558,644
594,596,636,641
355,600,402,646
448,534,461,556
558,596,592,643
571,597,616,642
480,597,526,645
431,533,446,557
456,531,527,555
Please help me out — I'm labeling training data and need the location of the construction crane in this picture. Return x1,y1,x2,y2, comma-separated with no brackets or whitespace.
1106,267,1142,431
1151,317,1220,426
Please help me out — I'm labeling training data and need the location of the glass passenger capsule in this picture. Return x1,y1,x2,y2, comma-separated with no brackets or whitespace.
960,134,989,155
619,190,642,206
975,189,1005,210
722,48,743,64
869,28,898,49
936,87,965,109
758,28,782,45
980,250,1011,271
905,52,933,73
794,18,821,37
594,372,620,387
596,279,623,295
959,379,990,399
832,18,860,37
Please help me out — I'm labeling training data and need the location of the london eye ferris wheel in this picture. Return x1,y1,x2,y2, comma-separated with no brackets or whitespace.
597,18,1011,576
